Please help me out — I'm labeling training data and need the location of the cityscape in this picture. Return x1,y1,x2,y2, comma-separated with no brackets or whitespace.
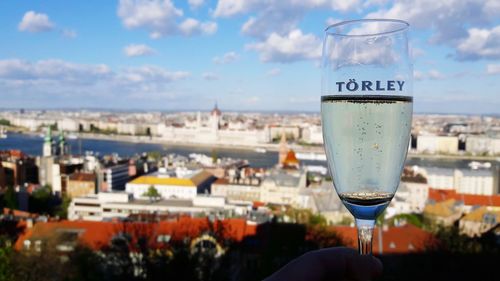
0,1,500,281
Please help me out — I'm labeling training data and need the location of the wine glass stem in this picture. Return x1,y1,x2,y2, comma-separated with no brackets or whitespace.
355,218,375,255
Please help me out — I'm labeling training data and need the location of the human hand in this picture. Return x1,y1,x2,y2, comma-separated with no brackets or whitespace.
263,247,383,281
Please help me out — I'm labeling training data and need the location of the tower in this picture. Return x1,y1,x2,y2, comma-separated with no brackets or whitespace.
43,126,52,157
278,131,288,166
59,131,67,156
210,102,221,131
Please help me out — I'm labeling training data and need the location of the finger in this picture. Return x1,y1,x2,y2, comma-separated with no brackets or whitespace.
264,247,383,281
345,252,383,281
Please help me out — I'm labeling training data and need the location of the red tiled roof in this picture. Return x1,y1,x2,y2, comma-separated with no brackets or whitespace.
428,188,500,207
2,208,37,218
331,224,434,255
15,217,258,251
284,150,299,164
69,172,96,182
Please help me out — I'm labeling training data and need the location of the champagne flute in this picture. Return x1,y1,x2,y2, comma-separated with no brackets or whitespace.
321,19,413,255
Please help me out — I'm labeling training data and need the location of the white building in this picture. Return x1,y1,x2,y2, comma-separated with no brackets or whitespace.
424,167,455,190
125,168,214,200
157,105,271,146
466,136,500,155
301,125,323,144
422,167,498,195
417,135,458,154
57,118,80,132
387,181,429,217
211,178,261,202
67,192,237,221
459,206,500,237
260,169,308,206
102,162,130,191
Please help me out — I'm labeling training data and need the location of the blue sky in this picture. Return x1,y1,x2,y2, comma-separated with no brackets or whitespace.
0,0,499,114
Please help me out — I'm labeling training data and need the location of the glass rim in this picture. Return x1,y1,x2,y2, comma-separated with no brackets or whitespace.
325,19,409,37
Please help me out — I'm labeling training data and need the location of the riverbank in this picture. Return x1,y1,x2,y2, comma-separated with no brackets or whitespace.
18,131,499,162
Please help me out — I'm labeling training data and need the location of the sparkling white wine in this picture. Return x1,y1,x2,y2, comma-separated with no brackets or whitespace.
339,192,394,220
321,95,412,220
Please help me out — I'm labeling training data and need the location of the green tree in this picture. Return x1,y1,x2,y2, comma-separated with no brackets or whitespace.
55,194,71,219
0,245,12,281
143,186,161,202
29,185,53,214
0,119,10,126
3,186,17,210
211,149,218,164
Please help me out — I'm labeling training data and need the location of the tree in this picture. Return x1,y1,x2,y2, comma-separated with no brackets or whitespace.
211,149,218,164
143,186,161,202
55,194,71,219
29,185,53,214
0,241,12,281
3,186,17,210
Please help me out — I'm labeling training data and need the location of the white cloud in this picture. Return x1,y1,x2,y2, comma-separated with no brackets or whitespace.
117,0,216,38
18,11,54,33
188,0,204,9
0,59,189,100
246,29,321,63
413,70,425,81
367,0,500,46
266,68,281,76
427,69,446,80
61,29,77,38
214,0,359,18
456,26,500,60
213,52,239,64
0,59,111,82
179,18,217,36
325,17,341,27
202,72,219,80
118,66,189,83
213,0,259,17
413,69,446,80
124,44,156,57
486,64,500,75
215,0,359,38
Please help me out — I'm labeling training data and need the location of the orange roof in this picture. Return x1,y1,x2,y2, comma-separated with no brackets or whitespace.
2,208,37,218
428,188,500,207
14,217,258,251
69,172,96,182
330,224,434,254
284,150,299,165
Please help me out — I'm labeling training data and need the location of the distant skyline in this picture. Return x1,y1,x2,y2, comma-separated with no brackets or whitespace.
0,0,499,114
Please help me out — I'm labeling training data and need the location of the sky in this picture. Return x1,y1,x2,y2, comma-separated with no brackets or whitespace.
0,0,499,114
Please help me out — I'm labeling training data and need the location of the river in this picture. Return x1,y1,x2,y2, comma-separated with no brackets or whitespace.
0,133,496,169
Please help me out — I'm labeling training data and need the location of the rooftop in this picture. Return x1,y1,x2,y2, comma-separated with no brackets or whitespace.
129,170,213,187
423,199,461,217
428,188,500,207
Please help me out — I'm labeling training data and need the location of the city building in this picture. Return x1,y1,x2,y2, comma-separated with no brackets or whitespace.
67,172,96,198
427,188,500,211
459,206,500,237
466,135,500,156
386,167,429,217
416,135,458,154
260,168,308,206
157,104,271,146
125,168,215,200
102,161,130,191
0,150,38,188
67,192,240,221
422,167,499,195
423,199,463,226
301,125,323,144
211,178,261,202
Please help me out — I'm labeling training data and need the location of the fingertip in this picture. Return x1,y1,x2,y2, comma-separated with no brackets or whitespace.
371,256,383,277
